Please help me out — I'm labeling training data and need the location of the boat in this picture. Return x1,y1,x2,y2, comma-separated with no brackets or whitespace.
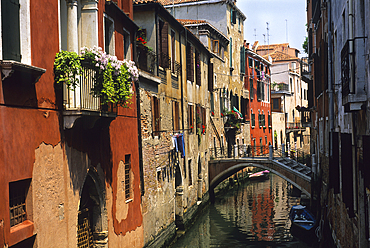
248,170,270,180
289,205,316,231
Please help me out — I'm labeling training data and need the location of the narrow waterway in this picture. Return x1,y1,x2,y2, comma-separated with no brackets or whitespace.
171,174,313,248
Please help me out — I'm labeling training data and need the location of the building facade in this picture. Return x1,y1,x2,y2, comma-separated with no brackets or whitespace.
306,0,370,247
133,2,213,246
245,43,272,155
159,0,249,158
256,43,310,159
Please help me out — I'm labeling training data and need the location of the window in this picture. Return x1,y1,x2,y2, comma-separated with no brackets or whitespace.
188,159,192,185
186,43,194,82
231,9,236,24
251,112,255,128
158,19,169,68
248,58,253,68
257,81,262,101
172,101,180,131
240,46,245,74
188,104,194,133
104,15,115,55
171,29,176,73
212,40,219,54
250,78,254,99
290,78,293,92
268,112,272,127
123,27,131,60
220,46,225,60
124,155,131,200
238,17,241,31
195,50,201,86
265,136,268,145
9,179,31,227
2,0,21,61
208,63,214,91
152,96,160,136
260,137,263,154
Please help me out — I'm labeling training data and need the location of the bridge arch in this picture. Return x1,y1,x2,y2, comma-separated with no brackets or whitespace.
209,161,311,202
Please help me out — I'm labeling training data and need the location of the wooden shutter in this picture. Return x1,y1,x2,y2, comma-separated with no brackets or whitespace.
196,50,201,86
229,37,233,68
2,0,21,61
251,113,255,127
186,43,194,82
240,46,245,74
152,96,160,135
341,133,354,217
161,22,169,68
208,63,214,92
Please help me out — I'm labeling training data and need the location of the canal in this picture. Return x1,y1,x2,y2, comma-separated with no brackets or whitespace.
171,173,313,248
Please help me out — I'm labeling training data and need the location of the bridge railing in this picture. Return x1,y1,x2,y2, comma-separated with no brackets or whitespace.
210,145,275,159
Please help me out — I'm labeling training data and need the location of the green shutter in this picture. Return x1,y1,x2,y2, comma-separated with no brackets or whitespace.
240,46,245,74
2,0,21,61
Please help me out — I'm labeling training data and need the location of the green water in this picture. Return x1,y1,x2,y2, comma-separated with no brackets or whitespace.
171,174,313,248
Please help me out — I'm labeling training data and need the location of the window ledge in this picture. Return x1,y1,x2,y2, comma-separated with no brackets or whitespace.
9,220,35,247
1,60,46,84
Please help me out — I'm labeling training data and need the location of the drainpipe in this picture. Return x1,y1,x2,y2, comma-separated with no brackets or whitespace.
328,1,334,160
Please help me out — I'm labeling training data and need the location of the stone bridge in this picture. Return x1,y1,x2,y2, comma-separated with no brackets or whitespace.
208,156,312,201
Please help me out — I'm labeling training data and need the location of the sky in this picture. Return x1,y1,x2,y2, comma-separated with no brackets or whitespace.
237,0,308,56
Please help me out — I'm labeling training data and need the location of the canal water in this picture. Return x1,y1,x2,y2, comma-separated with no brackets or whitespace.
171,173,313,248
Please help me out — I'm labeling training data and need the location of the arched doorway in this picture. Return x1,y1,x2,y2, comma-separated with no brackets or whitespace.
77,170,107,248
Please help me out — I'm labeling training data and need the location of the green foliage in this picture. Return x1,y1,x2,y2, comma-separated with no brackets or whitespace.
302,37,308,54
223,110,243,129
54,48,137,107
54,51,81,89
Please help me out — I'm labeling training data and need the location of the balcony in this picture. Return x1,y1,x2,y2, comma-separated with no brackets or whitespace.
286,122,306,133
341,41,367,112
63,62,117,129
137,44,157,75
301,109,311,127
300,58,312,84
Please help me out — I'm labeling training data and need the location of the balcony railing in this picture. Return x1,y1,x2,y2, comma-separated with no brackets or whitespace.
63,63,100,111
137,44,157,75
286,122,306,131
301,109,311,127
63,62,117,118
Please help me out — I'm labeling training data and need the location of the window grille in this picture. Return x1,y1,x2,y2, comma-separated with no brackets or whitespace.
125,155,131,200
9,179,30,227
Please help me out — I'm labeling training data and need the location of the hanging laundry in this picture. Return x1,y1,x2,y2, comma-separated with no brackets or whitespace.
172,135,178,152
176,133,186,158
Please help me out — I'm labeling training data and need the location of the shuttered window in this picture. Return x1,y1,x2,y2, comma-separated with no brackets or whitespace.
158,20,169,68
341,133,355,217
229,37,233,68
195,50,201,86
2,0,21,61
208,63,214,91
152,96,160,136
188,104,194,134
172,101,180,131
250,78,254,99
240,46,245,74
251,113,255,128
186,43,194,82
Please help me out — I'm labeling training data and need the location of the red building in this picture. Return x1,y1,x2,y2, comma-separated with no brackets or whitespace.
0,0,143,247
245,43,273,155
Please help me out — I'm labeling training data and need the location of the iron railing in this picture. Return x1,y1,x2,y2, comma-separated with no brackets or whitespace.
286,122,306,130
301,110,311,125
210,145,272,159
137,44,157,75
63,62,116,113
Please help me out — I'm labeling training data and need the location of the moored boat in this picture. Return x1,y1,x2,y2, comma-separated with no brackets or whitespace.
289,205,316,231
248,170,270,180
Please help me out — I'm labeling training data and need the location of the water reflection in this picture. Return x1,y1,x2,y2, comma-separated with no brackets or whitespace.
171,174,312,248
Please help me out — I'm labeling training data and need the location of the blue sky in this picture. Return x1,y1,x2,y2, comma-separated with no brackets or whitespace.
238,0,307,55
